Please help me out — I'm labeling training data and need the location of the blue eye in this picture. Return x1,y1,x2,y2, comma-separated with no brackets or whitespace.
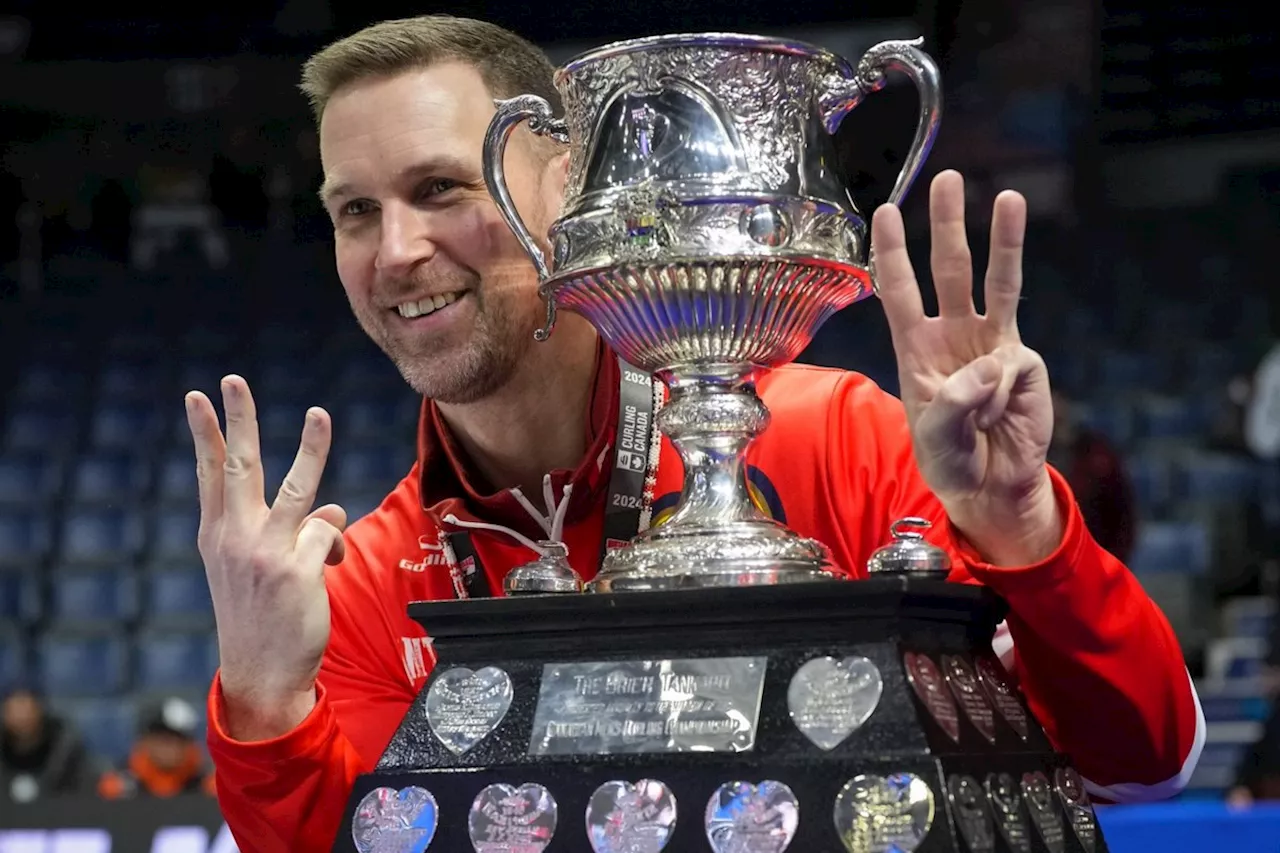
342,199,375,217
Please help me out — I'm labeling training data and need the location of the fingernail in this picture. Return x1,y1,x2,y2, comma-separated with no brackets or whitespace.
306,409,320,427
184,394,195,413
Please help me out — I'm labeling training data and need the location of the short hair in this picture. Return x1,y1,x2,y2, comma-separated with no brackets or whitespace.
299,15,562,126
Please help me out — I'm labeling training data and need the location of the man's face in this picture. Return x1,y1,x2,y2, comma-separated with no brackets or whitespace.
1,692,42,741
320,63,564,403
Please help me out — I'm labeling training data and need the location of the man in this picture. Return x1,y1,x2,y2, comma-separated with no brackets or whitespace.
1048,390,1137,562
97,696,217,799
0,686,93,803
186,16,1205,852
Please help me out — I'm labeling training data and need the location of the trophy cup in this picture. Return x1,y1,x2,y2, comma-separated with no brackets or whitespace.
335,34,1109,853
482,33,940,591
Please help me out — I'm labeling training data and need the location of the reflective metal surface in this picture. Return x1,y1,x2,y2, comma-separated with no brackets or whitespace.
504,542,585,595
704,780,800,853
1054,767,1098,853
352,786,439,853
586,779,678,853
866,518,951,576
786,655,883,751
485,33,941,589
529,657,767,755
834,773,935,853
984,773,1032,853
974,657,1030,741
903,652,960,743
942,655,996,744
424,666,514,757
947,775,996,853
1021,772,1066,853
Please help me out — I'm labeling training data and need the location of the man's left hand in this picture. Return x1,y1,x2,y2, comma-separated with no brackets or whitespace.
872,170,1062,566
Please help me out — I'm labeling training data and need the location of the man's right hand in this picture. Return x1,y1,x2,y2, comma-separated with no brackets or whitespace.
186,375,348,741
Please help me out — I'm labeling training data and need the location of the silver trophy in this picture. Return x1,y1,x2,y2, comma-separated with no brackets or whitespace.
484,33,941,591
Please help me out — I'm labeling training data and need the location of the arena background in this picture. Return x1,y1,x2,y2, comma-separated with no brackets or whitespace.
1,0,1279,849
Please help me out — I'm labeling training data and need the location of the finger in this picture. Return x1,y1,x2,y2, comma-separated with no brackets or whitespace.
914,355,1002,452
305,504,349,565
928,170,976,318
264,407,334,538
221,375,266,521
871,203,925,340
984,190,1027,333
975,346,1023,429
295,516,344,571
185,391,227,524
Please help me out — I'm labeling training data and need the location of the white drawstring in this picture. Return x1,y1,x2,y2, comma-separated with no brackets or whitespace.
442,473,574,558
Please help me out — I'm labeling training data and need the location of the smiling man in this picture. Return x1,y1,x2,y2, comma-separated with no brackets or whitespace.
184,15,1204,852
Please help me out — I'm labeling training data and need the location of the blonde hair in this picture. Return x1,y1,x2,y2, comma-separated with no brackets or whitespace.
299,15,562,125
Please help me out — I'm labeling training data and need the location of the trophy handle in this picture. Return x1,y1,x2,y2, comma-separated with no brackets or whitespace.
820,37,942,209
482,95,570,341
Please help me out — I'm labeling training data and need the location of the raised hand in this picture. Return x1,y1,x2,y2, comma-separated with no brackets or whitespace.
871,170,1061,565
186,376,347,740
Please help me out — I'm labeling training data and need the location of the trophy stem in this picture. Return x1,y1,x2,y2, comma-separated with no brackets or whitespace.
656,363,772,530
588,361,838,592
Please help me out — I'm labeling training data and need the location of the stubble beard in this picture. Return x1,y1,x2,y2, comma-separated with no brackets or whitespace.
353,268,543,405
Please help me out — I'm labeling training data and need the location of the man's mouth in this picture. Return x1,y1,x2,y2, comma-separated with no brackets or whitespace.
395,292,464,319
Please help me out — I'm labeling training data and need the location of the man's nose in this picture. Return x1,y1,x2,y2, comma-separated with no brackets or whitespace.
375,201,437,276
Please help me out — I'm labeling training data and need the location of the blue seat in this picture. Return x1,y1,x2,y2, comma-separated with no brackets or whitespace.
156,452,199,504
60,698,138,766
333,445,407,492
0,569,41,625
10,362,81,405
150,507,200,560
1129,521,1211,575
342,492,388,524
48,568,140,626
99,361,163,399
259,401,307,443
0,454,62,505
1127,453,1177,516
1180,453,1258,507
58,508,146,564
144,568,213,627
38,631,130,697
0,626,29,692
335,357,402,396
135,631,218,692
1097,350,1163,395
339,397,418,443
1139,397,1207,442
3,407,76,454
1075,400,1136,448
70,453,151,504
257,359,314,402
182,327,237,357
0,510,51,567
90,403,161,450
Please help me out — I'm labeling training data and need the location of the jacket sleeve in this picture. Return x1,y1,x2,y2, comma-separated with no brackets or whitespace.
832,374,1205,802
206,532,422,853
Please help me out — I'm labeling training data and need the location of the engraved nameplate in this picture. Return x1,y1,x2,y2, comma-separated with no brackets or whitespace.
529,657,767,755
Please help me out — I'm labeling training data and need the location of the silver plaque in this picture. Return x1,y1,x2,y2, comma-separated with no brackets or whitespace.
468,782,559,853
942,655,996,744
834,773,935,853
787,656,883,751
1054,768,1097,853
974,656,1029,741
946,776,995,853
984,773,1031,853
352,786,439,853
529,657,767,755
704,780,799,853
425,666,514,756
586,779,678,853
903,652,961,743
1020,772,1065,853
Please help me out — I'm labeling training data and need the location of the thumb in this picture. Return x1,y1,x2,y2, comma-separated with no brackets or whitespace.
915,356,1001,448
299,503,348,567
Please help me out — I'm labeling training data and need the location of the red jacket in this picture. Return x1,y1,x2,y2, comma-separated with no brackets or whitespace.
207,355,1204,852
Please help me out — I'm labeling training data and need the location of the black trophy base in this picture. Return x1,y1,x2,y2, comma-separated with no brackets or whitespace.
337,577,1109,853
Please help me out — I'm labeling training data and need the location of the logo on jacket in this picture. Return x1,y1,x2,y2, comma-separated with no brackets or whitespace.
399,534,449,573
650,465,786,528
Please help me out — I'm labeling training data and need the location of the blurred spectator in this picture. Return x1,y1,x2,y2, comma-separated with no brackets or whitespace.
1049,390,1137,562
1228,612,1280,804
1,687,94,803
130,155,229,271
98,697,215,799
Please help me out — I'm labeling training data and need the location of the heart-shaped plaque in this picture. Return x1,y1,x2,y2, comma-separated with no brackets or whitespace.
352,786,439,853
1021,772,1065,853
834,773,935,853
787,656,884,751
704,780,799,853
586,779,678,853
425,666,513,756
468,782,559,853
1054,767,1097,853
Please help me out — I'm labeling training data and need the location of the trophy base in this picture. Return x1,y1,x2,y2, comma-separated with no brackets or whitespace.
338,579,1111,853
590,519,839,592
